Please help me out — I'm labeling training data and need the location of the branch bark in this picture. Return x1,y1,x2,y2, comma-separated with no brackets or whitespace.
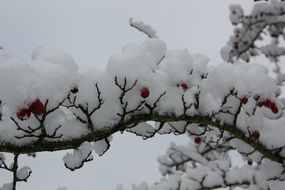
0,113,283,165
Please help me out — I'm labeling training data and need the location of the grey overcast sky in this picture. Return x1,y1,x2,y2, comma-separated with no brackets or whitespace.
0,1,253,190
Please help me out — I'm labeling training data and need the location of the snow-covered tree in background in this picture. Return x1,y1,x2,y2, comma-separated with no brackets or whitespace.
1,1,285,190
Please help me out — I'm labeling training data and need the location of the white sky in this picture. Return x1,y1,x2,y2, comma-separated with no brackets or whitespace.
0,0,254,189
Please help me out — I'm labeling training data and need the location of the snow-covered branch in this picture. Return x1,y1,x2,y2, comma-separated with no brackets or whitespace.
0,13,285,189
0,154,32,190
222,0,285,65
0,38,283,163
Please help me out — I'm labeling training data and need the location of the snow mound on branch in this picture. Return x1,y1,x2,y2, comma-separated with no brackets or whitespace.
0,48,78,112
106,38,166,79
31,47,78,71
16,166,31,180
0,38,281,153
63,142,93,171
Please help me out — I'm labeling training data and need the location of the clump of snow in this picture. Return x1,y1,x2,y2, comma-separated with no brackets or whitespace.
31,47,78,71
16,166,31,180
63,142,93,170
129,18,157,38
229,4,244,25
93,136,112,156
127,122,156,139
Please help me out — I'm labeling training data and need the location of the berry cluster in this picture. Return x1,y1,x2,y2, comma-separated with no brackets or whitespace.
241,96,278,114
257,99,278,113
16,99,45,120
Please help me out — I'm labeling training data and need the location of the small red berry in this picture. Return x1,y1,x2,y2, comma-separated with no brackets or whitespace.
247,159,253,165
179,82,189,92
251,130,260,140
271,103,278,113
241,96,248,104
257,99,270,107
263,99,272,107
29,99,45,115
140,87,150,98
70,86,79,94
16,108,31,120
194,136,202,144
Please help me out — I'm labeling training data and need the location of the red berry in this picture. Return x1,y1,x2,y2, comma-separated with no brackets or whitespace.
140,87,150,98
16,108,31,120
70,87,78,94
194,136,202,144
241,96,248,104
179,82,188,91
263,99,272,107
247,159,253,165
271,103,278,113
257,99,271,107
29,99,45,115
251,130,260,140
